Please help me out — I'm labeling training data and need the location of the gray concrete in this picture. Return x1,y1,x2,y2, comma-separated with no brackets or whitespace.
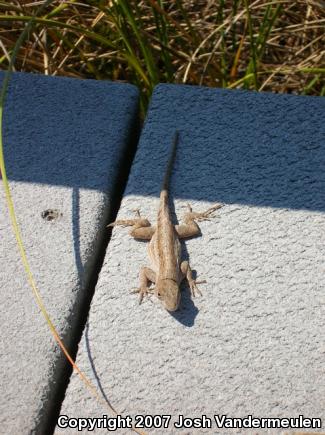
57,85,325,434
0,71,139,433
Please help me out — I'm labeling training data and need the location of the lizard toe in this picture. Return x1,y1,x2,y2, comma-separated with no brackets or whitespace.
189,279,205,297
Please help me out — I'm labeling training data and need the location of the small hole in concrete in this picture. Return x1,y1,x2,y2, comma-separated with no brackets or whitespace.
41,209,62,221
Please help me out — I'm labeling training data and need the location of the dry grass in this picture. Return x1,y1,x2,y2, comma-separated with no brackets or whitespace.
0,0,324,112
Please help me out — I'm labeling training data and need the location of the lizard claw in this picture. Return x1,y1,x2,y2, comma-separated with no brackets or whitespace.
196,215,212,222
130,286,152,304
183,203,223,223
201,204,223,219
188,279,206,297
107,220,128,228
133,208,141,218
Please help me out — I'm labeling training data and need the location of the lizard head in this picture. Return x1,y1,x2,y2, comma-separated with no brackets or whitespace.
156,279,180,312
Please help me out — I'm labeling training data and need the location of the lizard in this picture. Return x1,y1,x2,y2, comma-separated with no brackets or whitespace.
108,131,223,311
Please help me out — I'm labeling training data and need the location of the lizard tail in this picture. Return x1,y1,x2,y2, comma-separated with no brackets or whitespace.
161,130,179,197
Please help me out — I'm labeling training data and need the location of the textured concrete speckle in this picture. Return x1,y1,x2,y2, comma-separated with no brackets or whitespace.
0,71,139,434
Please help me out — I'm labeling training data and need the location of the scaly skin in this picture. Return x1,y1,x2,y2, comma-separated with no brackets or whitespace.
108,131,223,311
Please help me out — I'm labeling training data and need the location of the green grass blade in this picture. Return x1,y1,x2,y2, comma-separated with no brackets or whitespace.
151,0,174,81
113,0,159,86
243,0,258,89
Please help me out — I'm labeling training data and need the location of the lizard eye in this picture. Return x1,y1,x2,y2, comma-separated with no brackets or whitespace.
157,292,161,298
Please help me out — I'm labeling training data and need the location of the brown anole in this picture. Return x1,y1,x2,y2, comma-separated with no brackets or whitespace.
108,131,222,311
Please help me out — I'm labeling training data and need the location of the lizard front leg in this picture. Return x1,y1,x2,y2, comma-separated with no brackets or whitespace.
180,261,206,297
175,203,223,239
131,266,156,304
108,209,155,240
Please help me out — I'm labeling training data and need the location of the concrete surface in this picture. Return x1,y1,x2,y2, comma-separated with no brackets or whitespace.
57,84,325,434
0,71,139,434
